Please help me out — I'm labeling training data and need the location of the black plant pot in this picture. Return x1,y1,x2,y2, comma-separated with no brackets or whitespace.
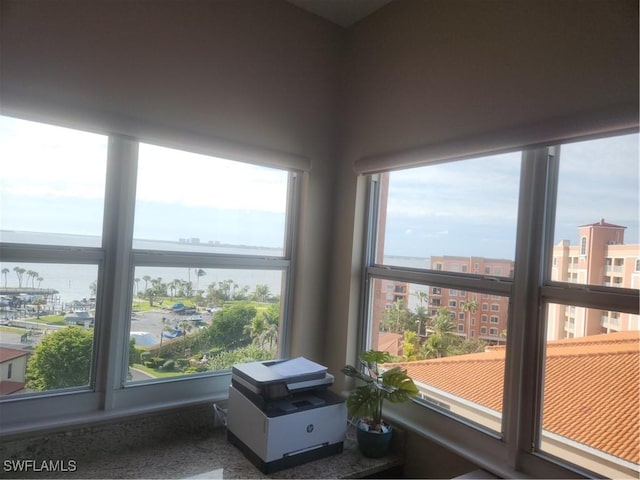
356,422,393,458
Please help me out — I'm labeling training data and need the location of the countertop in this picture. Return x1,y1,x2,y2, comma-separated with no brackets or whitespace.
7,425,402,479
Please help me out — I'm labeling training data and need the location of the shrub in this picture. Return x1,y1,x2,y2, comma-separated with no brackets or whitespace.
162,359,176,370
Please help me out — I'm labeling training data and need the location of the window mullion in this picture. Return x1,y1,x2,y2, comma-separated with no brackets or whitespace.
94,135,138,410
279,171,301,358
503,147,554,469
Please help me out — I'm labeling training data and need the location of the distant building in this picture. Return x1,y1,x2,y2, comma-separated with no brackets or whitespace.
429,256,513,344
549,219,640,340
0,347,30,395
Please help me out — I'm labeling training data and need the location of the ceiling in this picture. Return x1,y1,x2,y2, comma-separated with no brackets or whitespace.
285,0,393,27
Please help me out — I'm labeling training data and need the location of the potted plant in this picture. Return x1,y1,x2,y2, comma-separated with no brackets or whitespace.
342,350,419,458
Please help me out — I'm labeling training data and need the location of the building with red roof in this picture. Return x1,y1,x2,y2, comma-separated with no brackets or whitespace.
0,347,30,395
390,331,640,478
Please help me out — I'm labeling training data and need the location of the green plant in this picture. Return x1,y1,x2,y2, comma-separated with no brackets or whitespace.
342,350,419,432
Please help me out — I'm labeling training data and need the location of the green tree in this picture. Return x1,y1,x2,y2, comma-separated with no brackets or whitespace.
422,307,456,358
2,268,9,287
380,299,415,334
26,327,93,391
206,302,256,350
245,302,280,352
252,284,271,303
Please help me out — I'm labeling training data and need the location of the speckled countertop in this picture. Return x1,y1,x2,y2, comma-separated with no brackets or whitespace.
4,426,402,479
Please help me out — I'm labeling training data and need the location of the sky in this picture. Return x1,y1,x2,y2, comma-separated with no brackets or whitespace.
0,115,288,248
1,115,639,259
383,134,639,259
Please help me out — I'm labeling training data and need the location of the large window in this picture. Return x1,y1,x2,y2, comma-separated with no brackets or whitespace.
364,153,520,433
0,115,298,426
362,133,639,478
0,117,107,396
539,134,639,477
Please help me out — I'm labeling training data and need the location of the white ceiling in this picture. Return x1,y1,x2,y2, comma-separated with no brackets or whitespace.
286,0,393,27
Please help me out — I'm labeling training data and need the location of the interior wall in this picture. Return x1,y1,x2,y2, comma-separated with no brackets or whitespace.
0,0,344,362
341,0,638,159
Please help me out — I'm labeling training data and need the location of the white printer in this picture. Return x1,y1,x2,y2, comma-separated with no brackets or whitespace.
227,357,347,474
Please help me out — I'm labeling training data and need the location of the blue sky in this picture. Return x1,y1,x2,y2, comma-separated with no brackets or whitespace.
383,134,639,258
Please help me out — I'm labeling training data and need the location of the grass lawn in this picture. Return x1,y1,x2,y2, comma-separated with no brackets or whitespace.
0,326,26,334
131,363,185,378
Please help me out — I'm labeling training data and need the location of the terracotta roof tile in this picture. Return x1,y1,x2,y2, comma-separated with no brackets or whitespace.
0,347,30,362
391,331,640,464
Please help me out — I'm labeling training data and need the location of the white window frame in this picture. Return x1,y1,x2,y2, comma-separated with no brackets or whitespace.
0,118,300,435
360,132,639,478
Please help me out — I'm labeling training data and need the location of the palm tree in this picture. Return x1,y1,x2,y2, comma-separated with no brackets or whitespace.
423,307,456,358
134,278,140,296
413,290,428,308
462,300,478,339
37,277,44,289
2,268,9,288
13,267,25,288
142,275,151,293
195,269,206,293
26,270,38,289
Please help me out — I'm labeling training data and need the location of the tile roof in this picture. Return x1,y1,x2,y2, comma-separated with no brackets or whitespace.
0,347,30,363
391,331,640,464
0,380,25,395
579,218,627,229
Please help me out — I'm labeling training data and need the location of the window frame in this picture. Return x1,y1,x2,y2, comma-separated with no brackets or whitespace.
359,133,639,477
0,119,301,434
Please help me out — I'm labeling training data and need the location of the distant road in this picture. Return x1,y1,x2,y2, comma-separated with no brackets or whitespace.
129,367,155,381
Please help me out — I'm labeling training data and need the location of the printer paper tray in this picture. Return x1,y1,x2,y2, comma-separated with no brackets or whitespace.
227,429,343,475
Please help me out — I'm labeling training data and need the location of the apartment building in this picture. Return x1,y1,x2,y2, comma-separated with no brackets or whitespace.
429,256,512,343
549,219,640,340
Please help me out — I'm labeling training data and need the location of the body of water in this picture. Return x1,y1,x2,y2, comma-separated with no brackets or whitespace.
1,230,429,306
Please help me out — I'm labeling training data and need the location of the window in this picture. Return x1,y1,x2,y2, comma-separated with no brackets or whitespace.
580,236,587,256
363,152,520,433
0,115,299,427
0,116,107,395
362,132,639,478
541,134,639,477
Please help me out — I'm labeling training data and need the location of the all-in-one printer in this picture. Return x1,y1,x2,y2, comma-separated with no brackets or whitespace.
227,357,347,474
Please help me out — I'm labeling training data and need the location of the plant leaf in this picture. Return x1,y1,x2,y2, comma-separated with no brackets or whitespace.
381,369,419,403
346,385,379,419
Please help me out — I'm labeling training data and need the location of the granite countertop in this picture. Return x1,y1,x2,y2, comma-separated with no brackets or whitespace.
24,425,402,479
